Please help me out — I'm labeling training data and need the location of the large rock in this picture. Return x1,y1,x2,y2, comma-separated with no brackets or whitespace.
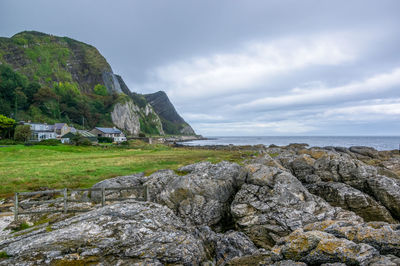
272,228,379,265
91,169,178,203
158,161,247,229
306,182,396,223
349,146,380,159
91,173,145,202
198,226,259,265
367,176,400,221
0,201,207,265
304,220,400,257
231,164,361,249
313,153,400,220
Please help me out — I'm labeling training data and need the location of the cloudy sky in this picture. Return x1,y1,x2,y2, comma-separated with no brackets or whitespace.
1,0,400,136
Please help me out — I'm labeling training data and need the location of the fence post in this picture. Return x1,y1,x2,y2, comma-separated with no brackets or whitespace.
14,192,19,221
63,188,68,214
145,186,149,201
101,187,105,207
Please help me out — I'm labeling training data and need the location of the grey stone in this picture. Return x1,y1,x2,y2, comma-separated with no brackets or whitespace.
273,229,379,265
306,182,396,223
349,146,379,158
231,164,361,249
91,173,145,202
0,201,207,265
198,226,258,265
303,220,400,257
158,161,247,229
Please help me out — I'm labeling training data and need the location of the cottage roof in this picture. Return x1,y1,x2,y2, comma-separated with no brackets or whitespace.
61,130,96,138
77,130,96,137
54,123,67,130
95,127,122,134
24,122,54,132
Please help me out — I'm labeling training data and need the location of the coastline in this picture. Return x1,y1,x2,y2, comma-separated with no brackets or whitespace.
176,135,400,151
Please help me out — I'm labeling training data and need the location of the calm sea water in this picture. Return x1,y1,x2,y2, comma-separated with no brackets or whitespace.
180,136,400,151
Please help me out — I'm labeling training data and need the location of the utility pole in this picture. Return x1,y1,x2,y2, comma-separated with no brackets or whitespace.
82,116,85,129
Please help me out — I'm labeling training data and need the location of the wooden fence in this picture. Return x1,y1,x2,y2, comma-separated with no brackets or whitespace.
14,186,148,221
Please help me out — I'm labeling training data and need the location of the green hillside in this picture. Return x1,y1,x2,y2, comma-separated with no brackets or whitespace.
0,31,195,135
0,31,110,92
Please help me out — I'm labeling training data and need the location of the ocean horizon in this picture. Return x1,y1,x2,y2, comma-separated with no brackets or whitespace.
180,136,400,151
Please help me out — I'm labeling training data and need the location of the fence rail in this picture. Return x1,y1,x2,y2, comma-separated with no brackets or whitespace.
14,186,148,221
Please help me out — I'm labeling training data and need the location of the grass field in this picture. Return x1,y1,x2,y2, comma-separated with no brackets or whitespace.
0,143,253,197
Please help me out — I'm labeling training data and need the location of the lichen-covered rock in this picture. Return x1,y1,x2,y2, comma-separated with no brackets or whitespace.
306,182,396,223
198,226,258,265
349,146,380,159
313,153,400,221
289,155,318,183
0,201,207,265
272,229,379,265
226,252,273,265
246,154,287,170
304,220,400,257
231,164,361,249
367,176,400,221
369,255,400,266
158,161,247,229
144,169,179,202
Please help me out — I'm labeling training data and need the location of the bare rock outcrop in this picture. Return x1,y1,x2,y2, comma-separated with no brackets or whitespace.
158,161,247,229
230,164,361,249
0,201,207,265
306,182,396,223
272,228,380,265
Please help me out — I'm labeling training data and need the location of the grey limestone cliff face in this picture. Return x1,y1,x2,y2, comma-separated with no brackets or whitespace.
111,100,164,136
102,71,122,93
111,100,141,136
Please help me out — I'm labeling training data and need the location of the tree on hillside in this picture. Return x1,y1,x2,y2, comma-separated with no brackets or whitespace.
94,84,108,96
14,124,31,142
0,114,16,139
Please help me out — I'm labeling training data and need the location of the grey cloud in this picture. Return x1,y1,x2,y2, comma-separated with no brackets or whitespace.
1,0,400,135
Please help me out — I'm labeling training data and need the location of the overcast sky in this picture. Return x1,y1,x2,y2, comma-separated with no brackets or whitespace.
1,0,400,136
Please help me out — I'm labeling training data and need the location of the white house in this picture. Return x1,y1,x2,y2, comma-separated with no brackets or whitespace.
24,122,57,141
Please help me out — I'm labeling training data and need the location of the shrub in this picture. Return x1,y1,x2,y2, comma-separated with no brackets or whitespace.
138,132,146,138
0,251,9,258
71,134,92,146
93,84,108,96
0,139,19,145
14,125,31,142
98,136,113,143
39,139,60,146
12,222,31,232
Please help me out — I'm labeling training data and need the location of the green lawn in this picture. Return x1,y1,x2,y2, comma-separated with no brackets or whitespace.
0,144,251,197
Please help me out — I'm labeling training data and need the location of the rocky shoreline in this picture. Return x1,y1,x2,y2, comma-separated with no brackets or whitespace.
1,144,400,265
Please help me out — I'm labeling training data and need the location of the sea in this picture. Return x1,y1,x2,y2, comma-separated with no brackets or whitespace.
180,136,400,151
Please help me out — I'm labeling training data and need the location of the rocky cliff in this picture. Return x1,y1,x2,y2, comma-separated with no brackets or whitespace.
0,31,195,136
1,145,400,265
145,91,195,135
